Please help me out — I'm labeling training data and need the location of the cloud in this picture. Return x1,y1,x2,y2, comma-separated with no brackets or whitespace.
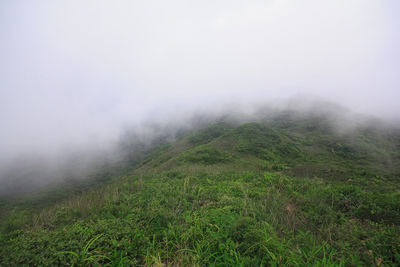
0,0,399,162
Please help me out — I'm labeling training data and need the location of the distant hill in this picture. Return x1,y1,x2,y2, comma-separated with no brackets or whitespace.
1,106,399,266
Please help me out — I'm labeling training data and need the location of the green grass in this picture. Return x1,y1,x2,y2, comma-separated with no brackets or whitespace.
180,145,235,165
1,172,399,265
58,233,108,266
1,117,399,266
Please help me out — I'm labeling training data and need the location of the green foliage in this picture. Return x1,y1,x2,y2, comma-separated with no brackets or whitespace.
58,233,108,266
234,122,301,161
181,145,234,165
188,122,232,144
1,172,399,266
0,209,29,233
1,118,399,266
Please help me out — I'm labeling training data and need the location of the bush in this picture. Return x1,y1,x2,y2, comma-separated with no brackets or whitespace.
181,146,234,165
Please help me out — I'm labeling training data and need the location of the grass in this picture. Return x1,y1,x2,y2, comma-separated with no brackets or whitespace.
0,117,399,266
58,233,108,266
1,171,399,265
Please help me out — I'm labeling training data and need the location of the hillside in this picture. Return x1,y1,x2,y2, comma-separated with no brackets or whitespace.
1,111,400,266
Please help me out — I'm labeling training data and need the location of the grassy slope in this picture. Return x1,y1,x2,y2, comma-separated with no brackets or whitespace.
1,117,399,266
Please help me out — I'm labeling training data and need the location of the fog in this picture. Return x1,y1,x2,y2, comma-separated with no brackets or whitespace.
0,1,399,193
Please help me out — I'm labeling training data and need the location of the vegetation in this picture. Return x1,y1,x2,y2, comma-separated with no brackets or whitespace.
1,114,399,266
180,145,234,165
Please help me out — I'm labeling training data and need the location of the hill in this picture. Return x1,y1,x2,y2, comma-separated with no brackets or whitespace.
1,109,399,266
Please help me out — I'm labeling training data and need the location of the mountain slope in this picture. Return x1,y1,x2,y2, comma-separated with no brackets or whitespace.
136,119,399,182
1,112,399,266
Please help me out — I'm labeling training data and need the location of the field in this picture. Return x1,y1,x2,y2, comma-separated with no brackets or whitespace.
1,114,399,266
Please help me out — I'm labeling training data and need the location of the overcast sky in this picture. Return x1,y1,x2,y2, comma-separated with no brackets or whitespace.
0,0,399,161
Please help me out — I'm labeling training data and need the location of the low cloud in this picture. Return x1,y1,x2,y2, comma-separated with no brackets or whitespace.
0,1,399,193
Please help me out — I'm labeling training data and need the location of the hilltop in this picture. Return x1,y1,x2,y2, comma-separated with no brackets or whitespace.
1,108,399,266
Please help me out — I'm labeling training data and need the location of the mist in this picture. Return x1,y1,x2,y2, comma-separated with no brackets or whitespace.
1,1,399,193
